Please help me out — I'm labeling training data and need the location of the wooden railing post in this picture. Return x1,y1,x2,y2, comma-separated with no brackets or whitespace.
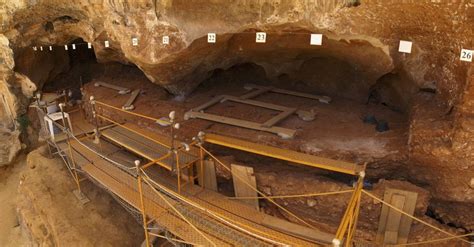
136,160,151,247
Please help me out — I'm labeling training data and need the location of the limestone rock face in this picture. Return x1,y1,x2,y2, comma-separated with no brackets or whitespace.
0,0,473,203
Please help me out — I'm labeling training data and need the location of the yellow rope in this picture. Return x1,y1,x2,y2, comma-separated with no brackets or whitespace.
140,169,292,246
387,233,474,246
362,190,471,244
95,100,170,125
147,232,198,245
227,189,354,200
141,174,217,246
200,145,317,230
96,114,170,148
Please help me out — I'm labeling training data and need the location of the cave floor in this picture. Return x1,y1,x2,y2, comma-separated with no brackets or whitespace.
83,73,409,166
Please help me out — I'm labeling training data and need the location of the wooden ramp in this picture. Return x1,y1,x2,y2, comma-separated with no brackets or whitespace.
204,133,363,175
64,138,331,246
101,125,198,171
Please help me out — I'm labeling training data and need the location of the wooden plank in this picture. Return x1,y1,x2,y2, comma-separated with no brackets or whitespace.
223,95,291,112
184,111,296,139
198,159,218,191
384,194,406,244
245,83,331,103
240,87,271,99
94,81,130,94
122,89,141,110
262,108,296,128
204,133,363,175
231,164,259,211
376,189,418,245
192,95,225,112
261,215,334,244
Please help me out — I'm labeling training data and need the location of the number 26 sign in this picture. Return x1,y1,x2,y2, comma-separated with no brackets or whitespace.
460,49,473,62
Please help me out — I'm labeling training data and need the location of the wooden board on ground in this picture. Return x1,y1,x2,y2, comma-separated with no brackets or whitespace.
198,159,218,191
261,214,334,243
122,89,141,110
376,188,418,245
94,81,130,94
231,164,259,211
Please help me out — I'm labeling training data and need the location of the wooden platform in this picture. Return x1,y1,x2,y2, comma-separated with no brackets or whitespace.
101,125,198,171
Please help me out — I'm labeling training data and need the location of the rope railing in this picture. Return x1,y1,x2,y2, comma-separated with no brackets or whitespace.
94,100,170,126
362,190,472,245
199,145,318,231
139,168,291,246
140,172,217,246
227,189,354,200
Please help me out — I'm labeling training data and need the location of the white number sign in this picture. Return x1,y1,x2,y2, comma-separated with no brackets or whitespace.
207,33,216,43
72,44,76,50
132,37,138,46
33,46,37,51
398,40,412,54
87,42,92,49
104,40,110,48
163,36,169,45
49,46,52,51
460,49,473,62
310,34,323,46
64,45,68,51
40,46,43,51
256,32,266,43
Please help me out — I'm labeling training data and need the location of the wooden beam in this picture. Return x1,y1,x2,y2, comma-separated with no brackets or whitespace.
122,89,141,111
184,111,296,139
94,81,131,94
231,164,259,211
245,84,331,103
262,108,296,128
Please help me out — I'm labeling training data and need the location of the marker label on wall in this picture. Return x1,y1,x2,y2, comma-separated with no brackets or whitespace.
64,45,68,50
49,46,52,51
460,49,473,62
398,40,412,53
256,32,266,43
207,33,216,43
87,42,92,49
132,38,138,46
72,44,76,50
310,34,323,46
33,46,37,51
163,36,169,45
104,40,110,48
40,46,43,51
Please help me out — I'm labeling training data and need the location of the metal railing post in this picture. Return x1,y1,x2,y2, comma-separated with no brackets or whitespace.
89,96,100,143
59,103,82,192
136,160,151,247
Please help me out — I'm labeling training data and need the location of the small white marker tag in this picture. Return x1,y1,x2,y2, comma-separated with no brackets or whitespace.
398,40,412,53
207,33,216,43
132,37,138,46
87,42,92,49
310,34,323,46
72,44,76,50
40,46,43,51
162,36,169,45
104,40,110,48
64,45,68,50
460,49,473,62
33,46,37,51
49,46,52,51
256,32,266,43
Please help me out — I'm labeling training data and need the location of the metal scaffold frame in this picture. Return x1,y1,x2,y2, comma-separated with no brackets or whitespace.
40,96,474,246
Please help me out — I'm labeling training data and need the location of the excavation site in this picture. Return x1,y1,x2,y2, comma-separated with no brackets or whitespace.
0,1,473,246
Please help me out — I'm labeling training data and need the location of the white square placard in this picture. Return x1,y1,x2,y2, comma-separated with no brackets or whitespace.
132,38,138,46
256,32,266,43
398,40,412,53
104,40,110,48
460,49,473,62
87,42,92,49
163,36,169,45
207,33,216,43
310,34,323,45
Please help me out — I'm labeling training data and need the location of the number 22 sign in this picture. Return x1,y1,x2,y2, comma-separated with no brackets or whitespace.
460,49,473,62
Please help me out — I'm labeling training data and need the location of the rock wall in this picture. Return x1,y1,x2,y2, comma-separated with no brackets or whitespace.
0,0,473,203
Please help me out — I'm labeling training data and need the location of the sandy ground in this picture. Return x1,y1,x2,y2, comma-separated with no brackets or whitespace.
0,155,31,246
